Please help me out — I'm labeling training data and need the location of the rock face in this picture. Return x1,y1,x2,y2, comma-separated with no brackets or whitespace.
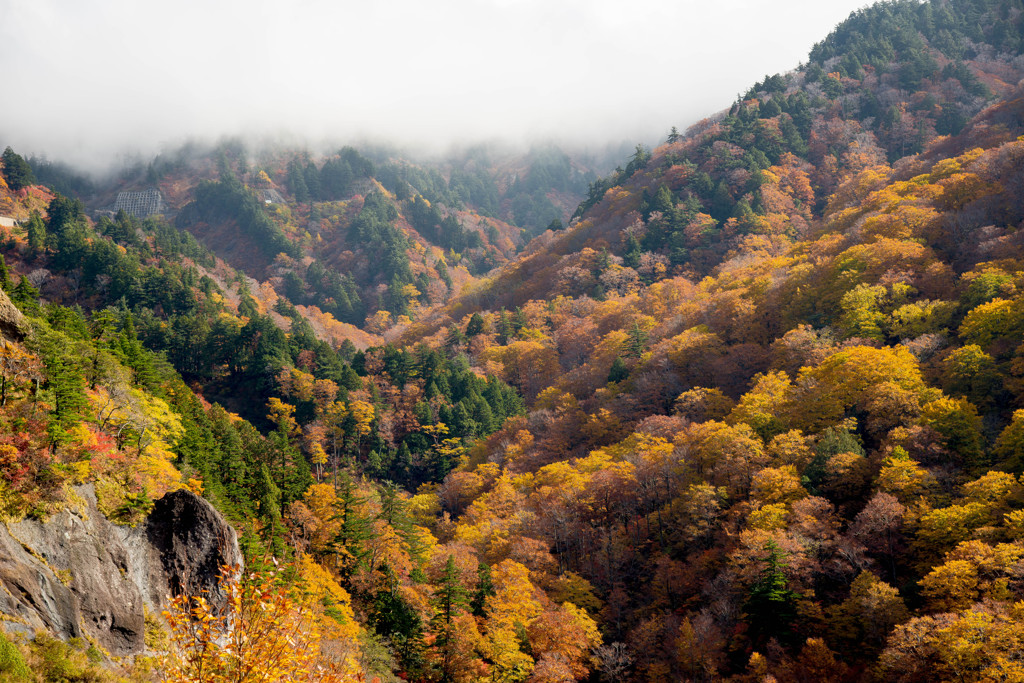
0,286,27,343
0,486,241,656
144,489,241,603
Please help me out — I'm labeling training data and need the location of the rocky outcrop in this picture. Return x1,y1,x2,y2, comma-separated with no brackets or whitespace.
0,520,83,641
0,286,27,343
144,489,241,605
0,486,241,656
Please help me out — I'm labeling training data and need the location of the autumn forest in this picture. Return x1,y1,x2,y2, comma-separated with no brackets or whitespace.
2,0,1024,680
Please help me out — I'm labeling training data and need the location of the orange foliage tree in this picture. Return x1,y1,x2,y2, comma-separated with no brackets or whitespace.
161,563,368,683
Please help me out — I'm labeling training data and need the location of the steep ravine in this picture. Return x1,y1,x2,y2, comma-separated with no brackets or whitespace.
0,486,241,656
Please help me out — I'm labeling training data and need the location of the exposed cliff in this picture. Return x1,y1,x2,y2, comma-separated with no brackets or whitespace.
0,486,240,656
0,286,27,344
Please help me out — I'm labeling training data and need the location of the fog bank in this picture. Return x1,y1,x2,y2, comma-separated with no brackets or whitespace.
0,0,868,171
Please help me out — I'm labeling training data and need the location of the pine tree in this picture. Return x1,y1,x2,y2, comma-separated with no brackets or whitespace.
625,322,649,358
10,276,40,316
471,562,494,617
41,332,88,447
744,540,800,647
430,555,470,682
330,473,373,580
608,356,629,383
512,307,528,334
25,211,46,256
116,313,158,389
0,255,10,291
287,159,310,204
45,194,88,269
623,234,642,268
276,431,313,504
465,313,485,337
238,290,258,319
1,147,34,191
378,481,426,562
370,565,425,671
444,325,466,353
392,441,413,485
496,309,513,345
254,463,282,524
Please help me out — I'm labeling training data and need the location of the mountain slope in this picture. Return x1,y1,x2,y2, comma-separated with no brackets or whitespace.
3,0,1024,681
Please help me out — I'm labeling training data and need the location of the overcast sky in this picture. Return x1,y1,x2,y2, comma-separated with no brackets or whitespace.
1,0,869,170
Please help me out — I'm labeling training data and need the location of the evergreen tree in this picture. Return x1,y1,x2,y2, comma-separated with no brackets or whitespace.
465,313,485,337
273,430,312,505
444,325,466,353
496,309,513,345
330,473,373,580
392,441,413,485
430,555,470,682
623,234,642,268
116,313,159,389
369,566,425,673
254,463,287,557
625,322,649,358
471,562,495,618
45,194,88,270
25,211,46,256
1,147,35,191
436,258,453,291
10,276,40,316
303,162,322,201
40,331,88,447
744,540,800,648
608,356,629,383
0,255,10,291
238,290,259,319
511,307,528,335
378,481,426,561
286,159,310,203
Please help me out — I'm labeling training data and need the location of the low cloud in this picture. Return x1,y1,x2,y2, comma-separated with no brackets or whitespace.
1,0,868,170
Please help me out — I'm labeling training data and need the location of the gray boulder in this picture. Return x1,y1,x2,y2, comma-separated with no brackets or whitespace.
0,485,240,655
0,286,27,343
143,488,242,604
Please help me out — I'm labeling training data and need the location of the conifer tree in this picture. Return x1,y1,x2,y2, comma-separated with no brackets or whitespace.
471,562,495,617
465,312,485,337
430,555,470,682
496,309,513,345
625,322,649,358
392,441,413,484
10,276,40,315
1,147,34,191
40,332,88,447
623,234,642,268
744,540,800,648
608,356,629,383
379,481,425,562
0,255,10,291
512,307,528,334
330,473,373,580
25,211,46,256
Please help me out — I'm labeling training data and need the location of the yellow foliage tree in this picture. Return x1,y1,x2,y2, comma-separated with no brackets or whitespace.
729,371,793,440
267,397,299,438
876,447,934,502
348,400,375,437
483,560,544,682
791,346,927,431
750,465,807,506
161,563,364,682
